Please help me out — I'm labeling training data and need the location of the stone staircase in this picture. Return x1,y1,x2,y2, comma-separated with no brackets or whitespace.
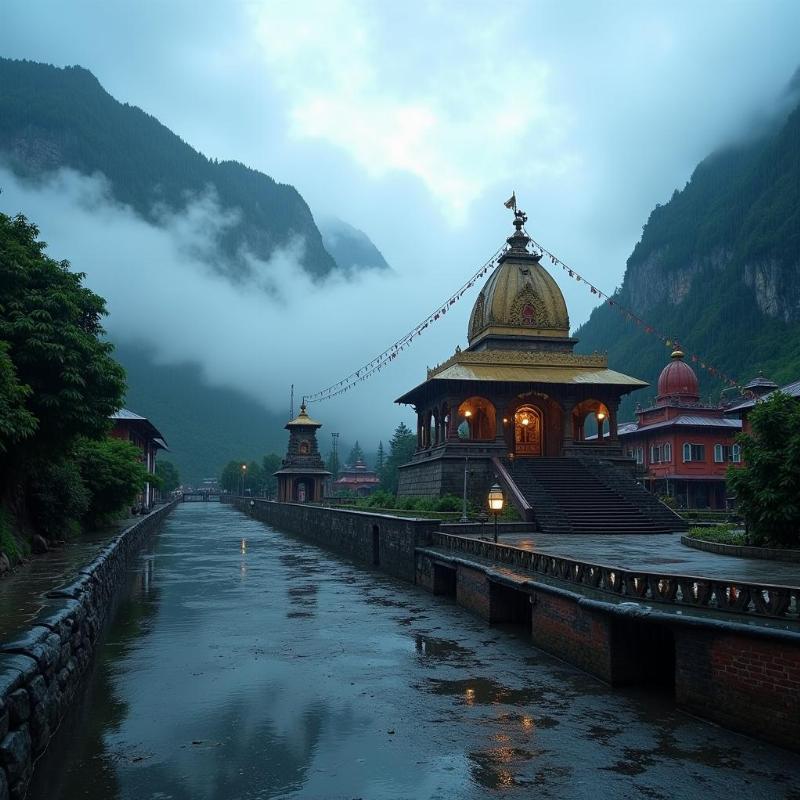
504,457,685,534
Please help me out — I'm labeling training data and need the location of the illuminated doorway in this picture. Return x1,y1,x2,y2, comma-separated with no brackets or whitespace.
514,405,542,456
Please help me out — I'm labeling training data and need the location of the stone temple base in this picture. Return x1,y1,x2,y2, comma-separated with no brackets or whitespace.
397,445,502,503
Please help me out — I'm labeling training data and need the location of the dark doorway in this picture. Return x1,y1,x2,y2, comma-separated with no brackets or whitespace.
612,620,675,692
489,582,533,628
372,525,380,566
432,563,457,597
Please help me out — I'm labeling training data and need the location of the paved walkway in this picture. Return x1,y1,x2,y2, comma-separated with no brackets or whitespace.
493,532,800,586
0,514,138,642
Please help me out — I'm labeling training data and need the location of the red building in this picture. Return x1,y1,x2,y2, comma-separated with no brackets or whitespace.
617,351,741,509
110,408,168,510
332,460,380,496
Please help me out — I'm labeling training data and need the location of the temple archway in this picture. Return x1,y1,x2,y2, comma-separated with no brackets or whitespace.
457,397,496,440
572,399,611,442
514,405,543,456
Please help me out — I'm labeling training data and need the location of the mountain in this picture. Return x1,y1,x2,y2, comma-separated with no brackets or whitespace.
114,342,288,484
0,57,344,280
0,57,391,480
319,217,391,273
575,74,800,419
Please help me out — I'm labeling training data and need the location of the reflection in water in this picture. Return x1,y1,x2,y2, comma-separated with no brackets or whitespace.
29,504,800,800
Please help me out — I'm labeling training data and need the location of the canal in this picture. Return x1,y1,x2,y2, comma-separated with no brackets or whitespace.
32,503,800,799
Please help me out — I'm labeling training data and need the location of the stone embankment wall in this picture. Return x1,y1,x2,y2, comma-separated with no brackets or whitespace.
415,540,800,753
231,498,439,582
0,501,177,800
227,499,799,752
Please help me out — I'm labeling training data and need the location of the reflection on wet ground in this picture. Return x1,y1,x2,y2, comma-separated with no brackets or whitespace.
30,504,800,800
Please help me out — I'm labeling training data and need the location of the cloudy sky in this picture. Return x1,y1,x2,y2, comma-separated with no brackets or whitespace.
2,1,799,442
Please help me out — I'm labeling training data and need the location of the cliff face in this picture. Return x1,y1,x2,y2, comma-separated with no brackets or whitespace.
576,76,800,417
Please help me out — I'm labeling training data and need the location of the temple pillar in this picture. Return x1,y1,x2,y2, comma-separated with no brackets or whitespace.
562,397,576,452
494,402,506,444
608,399,619,440
446,398,460,441
416,411,424,451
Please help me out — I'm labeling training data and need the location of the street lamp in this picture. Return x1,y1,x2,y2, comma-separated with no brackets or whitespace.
241,463,247,496
460,454,470,523
488,482,504,543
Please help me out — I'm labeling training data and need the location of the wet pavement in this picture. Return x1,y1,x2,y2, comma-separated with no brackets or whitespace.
31,504,800,799
0,516,136,642
496,532,800,586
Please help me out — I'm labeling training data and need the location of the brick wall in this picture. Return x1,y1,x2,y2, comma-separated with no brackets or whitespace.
675,628,800,750
529,590,615,682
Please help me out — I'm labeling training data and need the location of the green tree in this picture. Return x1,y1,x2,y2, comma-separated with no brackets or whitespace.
0,212,125,473
75,437,154,528
326,446,340,479
262,453,282,498
220,460,245,493
728,392,800,547
0,341,36,453
244,460,264,494
155,460,180,493
376,440,385,471
379,422,416,494
347,440,364,465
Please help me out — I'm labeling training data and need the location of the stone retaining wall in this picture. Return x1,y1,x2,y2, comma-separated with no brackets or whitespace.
232,499,440,583
681,535,800,562
0,501,177,800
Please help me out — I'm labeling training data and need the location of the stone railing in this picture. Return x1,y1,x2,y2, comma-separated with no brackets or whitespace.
430,532,800,621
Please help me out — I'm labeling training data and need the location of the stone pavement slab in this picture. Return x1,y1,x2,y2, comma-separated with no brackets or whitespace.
497,532,800,586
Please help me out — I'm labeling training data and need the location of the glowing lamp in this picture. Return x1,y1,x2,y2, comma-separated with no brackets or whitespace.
488,483,504,543
521,416,529,426
464,410,472,418
596,412,606,421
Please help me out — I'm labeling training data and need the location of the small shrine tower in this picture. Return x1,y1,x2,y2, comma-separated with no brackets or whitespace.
274,403,331,503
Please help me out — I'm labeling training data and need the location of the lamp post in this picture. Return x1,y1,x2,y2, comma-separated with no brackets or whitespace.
488,482,504,543
241,463,247,496
460,453,470,523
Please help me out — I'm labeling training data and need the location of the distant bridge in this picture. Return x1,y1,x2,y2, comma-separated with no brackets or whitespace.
181,490,221,502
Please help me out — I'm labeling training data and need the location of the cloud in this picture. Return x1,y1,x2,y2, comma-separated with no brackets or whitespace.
249,1,575,221
0,166,476,441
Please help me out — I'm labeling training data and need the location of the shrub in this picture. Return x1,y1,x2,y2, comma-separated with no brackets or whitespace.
28,457,90,539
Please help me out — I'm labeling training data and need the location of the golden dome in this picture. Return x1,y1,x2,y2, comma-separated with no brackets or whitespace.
468,223,569,347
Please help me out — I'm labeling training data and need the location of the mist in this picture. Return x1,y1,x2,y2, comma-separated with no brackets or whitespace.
0,167,478,443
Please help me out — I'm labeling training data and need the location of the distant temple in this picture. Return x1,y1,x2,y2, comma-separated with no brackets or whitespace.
274,404,331,503
333,459,380,496
615,351,742,509
395,209,681,533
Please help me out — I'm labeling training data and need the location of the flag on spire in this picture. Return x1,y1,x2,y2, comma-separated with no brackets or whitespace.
503,192,517,211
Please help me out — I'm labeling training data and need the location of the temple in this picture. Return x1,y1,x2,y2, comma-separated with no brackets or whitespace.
274,404,331,503
395,209,682,533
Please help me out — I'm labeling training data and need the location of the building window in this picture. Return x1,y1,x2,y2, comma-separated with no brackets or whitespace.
714,443,741,463
650,445,660,464
636,447,644,465
683,443,705,462
664,443,672,463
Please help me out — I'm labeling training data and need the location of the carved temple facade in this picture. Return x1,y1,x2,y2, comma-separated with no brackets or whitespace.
395,211,648,500
274,404,331,503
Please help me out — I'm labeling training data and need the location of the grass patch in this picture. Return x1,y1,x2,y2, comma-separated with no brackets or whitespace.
687,523,747,546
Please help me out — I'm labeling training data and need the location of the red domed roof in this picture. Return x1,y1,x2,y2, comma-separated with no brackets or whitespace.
657,350,699,402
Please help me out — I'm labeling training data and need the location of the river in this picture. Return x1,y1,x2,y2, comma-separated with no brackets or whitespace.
31,503,800,799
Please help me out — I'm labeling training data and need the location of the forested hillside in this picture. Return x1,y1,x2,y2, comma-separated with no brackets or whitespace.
0,57,339,279
576,75,800,419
